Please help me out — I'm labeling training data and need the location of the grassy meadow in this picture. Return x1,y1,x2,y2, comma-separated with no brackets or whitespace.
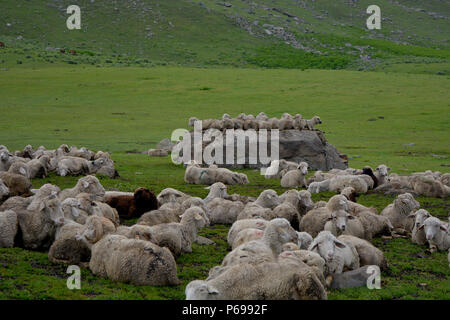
0,65,449,299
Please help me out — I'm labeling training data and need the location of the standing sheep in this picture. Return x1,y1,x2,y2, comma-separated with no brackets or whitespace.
280,162,309,188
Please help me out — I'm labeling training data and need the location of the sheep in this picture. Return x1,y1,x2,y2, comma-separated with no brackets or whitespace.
186,259,327,300
231,228,264,250
256,112,269,121
0,196,32,212
204,182,228,204
337,235,388,271
0,179,9,203
408,209,431,245
410,175,450,198
15,193,63,250
27,183,61,211
297,232,313,249
307,180,331,194
76,193,120,227
26,155,50,178
305,116,322,130
278,113,294,131
293,114,307,130
68,146,94,160
380,193,420,232
188,117,223,131
184,161,215,185
138,206,208,257
0,149,13,171
254,189,281,209
278,249,326,287
206,197,245,225
374,164,390,186
0,172,32,197
55,156,91,176
236,190,281,221
148,149,168,157
157,188,189,206
418,217,449,252
90,157,119,178
328,175,370,194
360,167,377,189
227,218,268,246
280,162,308,188
61,198,89,224
268,117,280,130
309,231,360,275
264,159,299,179
58,175,105,201
216,218,298,274
89,234,180,286
137,203,181,227
94,151,110,160
0,210,18,248
439,173,450,187
299,195,349,237
105,187,158,220
7,161,31,178
324,209,366,239
48,215,115,265
272,190,301,230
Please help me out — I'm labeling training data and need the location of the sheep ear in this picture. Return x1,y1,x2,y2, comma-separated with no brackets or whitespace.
38,201,46,211
387,167,392,171
308,241,318,251
418,224,424,231
83,181,89,188
334,240,346,248
19,167,26,175
440,225,447,232
194,213,203,220
407,213,416,218
204,186,211,190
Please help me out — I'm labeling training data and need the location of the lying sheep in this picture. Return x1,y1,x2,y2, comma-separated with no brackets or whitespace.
299,195,349,237
360,167,376,189
139,206,208,257
89,234,180,286
280,162,308,188
418,217,449,252
26,155,50,178
307,180,331,194
264,159,298,179
105,187,158,220
58,175,105,201
337,235,388,271
0,172,32,197
61,198,89,224
184,161,215,185
278,249,326,287
213,219,298,277
324,210,365,239
272,190,302,230
15,193,63,250
8,161,31,178
148,149,168,157
0,149,13,171
137,203,181,226
380,193,420,231
90,157,119,178
94,151,110,160
76,193,120,227
409,209,431,245
0,179,9,203
189,117,223,131
236,190,281,221
410,175,450,198
203,182,228,204
297,232,313,249
231,228,264,250
375,164,390,186
227,218,268,246
329,175,369,194
309,231,360,275
55,156,90,177
206,197,245,225
157,188,189,206
186,259,327,300
0,210,18,248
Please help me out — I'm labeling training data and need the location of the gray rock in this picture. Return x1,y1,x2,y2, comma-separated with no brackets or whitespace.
330,265,378,289
156,138,175,153
195,236,216,245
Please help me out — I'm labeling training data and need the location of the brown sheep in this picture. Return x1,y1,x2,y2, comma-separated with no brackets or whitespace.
105,187,158,220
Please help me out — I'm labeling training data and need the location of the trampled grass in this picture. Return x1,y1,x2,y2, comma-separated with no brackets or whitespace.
0,65,449,300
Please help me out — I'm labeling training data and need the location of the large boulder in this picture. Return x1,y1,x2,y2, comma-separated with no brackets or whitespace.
175,129,347,171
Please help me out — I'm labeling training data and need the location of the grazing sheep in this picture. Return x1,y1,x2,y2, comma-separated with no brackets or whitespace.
309,231,360,275
89,234,180,286
0,210,18,248
140,206,208,257
231,228,264,250
305,116,322,130
0,172,32,197
337,235,388,271
299,195,349,237
409,209,431,245
227,218,268,246
186,259,327,300
105,187,158,220
15,194,63,250
380,193,420,231
418,217,449,252
58,175,105,201
0,179,9,203
280,162,308,188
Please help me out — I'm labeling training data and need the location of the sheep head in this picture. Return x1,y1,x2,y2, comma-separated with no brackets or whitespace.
309,231,346,262
185,280,220,300
327,210,355,232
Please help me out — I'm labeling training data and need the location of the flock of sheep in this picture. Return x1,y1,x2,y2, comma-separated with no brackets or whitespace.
0,140,449,300
0,144,117,180
189,112,322,131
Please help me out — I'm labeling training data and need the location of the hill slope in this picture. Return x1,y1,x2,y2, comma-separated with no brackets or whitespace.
0,0,449,70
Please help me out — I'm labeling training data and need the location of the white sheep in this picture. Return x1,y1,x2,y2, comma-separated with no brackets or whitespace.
184,161,215,185
309,231,360,274
380,193,420,231
157,188,189,206
227,218,268,246
305,116,322,130
206,197,245,225
58,175,105,201
236,190,281,220
280,162,308,188
203,182,228,203
297,232,313,249
0,210,18,248
375,164,391,186
231,228,264,250
408,209,431,245
0,179,9,203
324,210,365,239
307,180,331,194
418,217,449,252
0,149,13,171
89,234,180,286
337,235,388,270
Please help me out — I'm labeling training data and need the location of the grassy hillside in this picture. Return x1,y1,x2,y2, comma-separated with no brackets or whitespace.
0,0,449,71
